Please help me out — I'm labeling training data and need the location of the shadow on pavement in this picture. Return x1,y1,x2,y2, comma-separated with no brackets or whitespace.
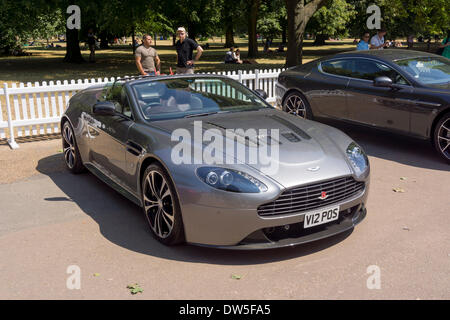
319,119,450,171
36,154,352,265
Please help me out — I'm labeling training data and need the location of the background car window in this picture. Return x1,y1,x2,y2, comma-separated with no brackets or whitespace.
321,59,354,77
351,60,408,84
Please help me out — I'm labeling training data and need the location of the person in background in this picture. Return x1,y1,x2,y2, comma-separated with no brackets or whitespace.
356,32,370,50
407,35,414,49
234,48,243,64
439,30,450,59
87,28,96,63
370,29,389,50
175,27,203,74
225,47,237,63
135,34,160,76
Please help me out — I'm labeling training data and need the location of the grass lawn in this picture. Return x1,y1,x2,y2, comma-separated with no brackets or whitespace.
0,36,440,86
0,37,360,86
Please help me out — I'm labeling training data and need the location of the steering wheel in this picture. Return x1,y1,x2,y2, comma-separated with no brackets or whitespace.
143,102,162,115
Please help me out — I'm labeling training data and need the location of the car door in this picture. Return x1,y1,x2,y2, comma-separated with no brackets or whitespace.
345,58,412,133
311,59,350,119
90,85,135,187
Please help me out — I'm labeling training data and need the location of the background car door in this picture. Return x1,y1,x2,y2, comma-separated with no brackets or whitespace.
312,59,350,119
345,58,412,133
90,85,134,186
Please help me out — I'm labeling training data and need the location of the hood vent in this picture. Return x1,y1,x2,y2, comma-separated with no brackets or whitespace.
266,114,311,140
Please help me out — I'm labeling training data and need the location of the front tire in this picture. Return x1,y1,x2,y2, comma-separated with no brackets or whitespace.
433,112,450,164
141,164,185,245
282,91,313,119
62,121,86,173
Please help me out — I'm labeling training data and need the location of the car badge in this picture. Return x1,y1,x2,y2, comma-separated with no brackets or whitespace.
318,191,328,200
307,166,320,172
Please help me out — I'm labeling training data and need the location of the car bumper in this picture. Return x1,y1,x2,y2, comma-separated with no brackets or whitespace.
181,182,369,249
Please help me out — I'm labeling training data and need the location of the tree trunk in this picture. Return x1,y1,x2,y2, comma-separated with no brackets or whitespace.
100,32,109,49
63,28,84,63
172,33,176,46
313,34,327,46
282,24,287,44
247,0,260,58
285,0,327,67
132,27,136,54
225,26,235,48
223,2,235,48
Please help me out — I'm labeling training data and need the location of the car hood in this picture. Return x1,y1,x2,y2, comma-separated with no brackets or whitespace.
151,109,354,188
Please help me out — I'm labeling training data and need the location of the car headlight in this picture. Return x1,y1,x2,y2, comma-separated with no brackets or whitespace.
346,142,369,175
196,167,268,193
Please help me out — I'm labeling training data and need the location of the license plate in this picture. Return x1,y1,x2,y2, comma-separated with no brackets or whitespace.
303,205,340,228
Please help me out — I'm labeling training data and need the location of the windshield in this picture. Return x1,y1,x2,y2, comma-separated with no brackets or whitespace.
394,57,450,87
131,77,270,121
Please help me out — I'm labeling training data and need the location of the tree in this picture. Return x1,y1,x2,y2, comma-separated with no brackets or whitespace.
246,0,261,58
257,0,286,49
285,0,327,67
307,0,356,45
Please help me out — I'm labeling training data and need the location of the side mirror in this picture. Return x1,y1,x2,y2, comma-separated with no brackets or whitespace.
93,101,116,116
373,76,393,88
254,89,268,99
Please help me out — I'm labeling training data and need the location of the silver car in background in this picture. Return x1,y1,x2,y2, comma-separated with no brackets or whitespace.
61,75,370,249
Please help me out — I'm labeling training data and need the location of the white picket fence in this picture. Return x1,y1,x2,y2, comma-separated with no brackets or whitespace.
0,69,283,149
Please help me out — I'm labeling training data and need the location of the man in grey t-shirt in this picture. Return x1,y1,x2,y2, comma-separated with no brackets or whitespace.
135,34,161,75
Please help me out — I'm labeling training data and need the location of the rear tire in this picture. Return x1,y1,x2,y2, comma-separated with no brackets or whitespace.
433,112,450,164
141,163,185,245
282,91,313,119
62,121,86,174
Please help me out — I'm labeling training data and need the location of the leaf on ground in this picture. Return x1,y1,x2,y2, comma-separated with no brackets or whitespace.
231,274,242,280
400,177,407,180
402,226,410,231
127,283,143,294
93,273,100,277
57,149,63,153
392,188,405,193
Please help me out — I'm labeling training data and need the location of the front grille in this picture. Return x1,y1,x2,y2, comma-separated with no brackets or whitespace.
257,176,365,217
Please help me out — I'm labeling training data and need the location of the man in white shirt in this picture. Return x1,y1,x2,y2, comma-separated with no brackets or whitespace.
370,29,389,50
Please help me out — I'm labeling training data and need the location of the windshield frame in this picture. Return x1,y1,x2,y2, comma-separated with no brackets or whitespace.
129,76,273,122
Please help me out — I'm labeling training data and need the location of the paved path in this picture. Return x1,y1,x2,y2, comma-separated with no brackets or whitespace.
0,123,449,299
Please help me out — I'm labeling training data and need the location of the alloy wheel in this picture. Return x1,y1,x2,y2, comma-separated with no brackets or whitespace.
62,124,76,169
437,117,450,160
284,94,306,118
143,170,175,239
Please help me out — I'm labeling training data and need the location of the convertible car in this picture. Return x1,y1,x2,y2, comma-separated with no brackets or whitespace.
276,49,450,163
61,75,370,249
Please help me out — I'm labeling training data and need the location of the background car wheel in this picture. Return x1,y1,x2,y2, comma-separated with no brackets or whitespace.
433,112,450,164
62,121,86,173
141,163,185,245
282,91,313,119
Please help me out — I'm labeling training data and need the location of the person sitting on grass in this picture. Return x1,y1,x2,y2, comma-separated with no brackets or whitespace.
225,47,237,64
233,48,243,64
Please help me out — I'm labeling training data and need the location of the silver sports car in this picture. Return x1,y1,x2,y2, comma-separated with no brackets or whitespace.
61,75,370,249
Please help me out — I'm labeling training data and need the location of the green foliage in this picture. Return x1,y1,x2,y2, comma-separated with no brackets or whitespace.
346,0,450,39
257,0,286,41
307,0,357,38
